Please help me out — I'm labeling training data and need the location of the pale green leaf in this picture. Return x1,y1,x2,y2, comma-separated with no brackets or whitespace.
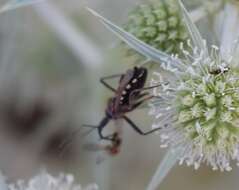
178,0,209,56
146,147,182,190
87,8,183,70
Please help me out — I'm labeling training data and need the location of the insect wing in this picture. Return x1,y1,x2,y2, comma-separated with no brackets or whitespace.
83,142,110,164
59,126,98,158
83,143,105,152
115,67,148,107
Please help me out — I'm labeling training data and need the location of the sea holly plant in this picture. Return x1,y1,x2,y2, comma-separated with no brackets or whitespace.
124,0,189,55
123,0,225,61
149,41,239,171
88,0,239,189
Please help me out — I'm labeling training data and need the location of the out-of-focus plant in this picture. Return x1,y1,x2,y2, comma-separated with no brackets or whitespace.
5,170,98,190
0,68,83,170
0,0,45,13
32,2,103,69
0,1,106,185
0,1,104,69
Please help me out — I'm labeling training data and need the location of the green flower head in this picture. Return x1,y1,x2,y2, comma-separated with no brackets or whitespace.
124,0,189,55
150,43,239,171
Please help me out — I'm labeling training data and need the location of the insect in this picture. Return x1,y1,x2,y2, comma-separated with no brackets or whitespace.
59,66,161,158
103,132,122,155
84,66,161,146
83,132,122,156
209,66,230,75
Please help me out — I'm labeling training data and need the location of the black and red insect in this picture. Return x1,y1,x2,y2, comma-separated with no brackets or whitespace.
84,66,161,153
209,66,230,75
59,66,162,157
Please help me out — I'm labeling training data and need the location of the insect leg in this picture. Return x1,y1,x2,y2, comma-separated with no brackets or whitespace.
100,74,122,92
130,83,166,95
129,83,165,105
129,93,156,110
128,92,149,105
123,116,161,135
82,125,118,142
140,84,163,91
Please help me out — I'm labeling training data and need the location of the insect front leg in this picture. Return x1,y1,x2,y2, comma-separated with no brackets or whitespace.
100,74,122,92
101,132,120,143
123,116,161,135
128,91,158,110
97,116,119,142
98,132,116,141
128,83,164,106
128,91,149,105
135,84,164,95
132,82,169,94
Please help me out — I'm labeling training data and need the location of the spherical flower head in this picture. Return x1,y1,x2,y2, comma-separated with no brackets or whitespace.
124,0,188,55
150,42,239,171
8,170,98,190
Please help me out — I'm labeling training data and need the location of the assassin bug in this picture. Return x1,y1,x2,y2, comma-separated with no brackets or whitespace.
59,66,161,158
84,66,162,147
